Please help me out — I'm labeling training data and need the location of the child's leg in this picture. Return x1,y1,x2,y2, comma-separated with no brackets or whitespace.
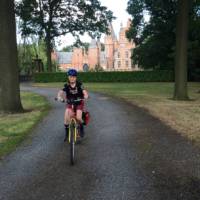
76,110,84,137
64,108,74,125
64,108,73,141
76,110,83,124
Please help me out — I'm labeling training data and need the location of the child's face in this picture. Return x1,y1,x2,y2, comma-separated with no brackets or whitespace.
68,76,77,84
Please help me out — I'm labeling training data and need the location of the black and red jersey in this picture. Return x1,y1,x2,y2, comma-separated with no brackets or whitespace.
62,81,84,104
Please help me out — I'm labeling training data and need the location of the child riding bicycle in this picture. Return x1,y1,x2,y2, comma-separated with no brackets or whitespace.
57,69,89,141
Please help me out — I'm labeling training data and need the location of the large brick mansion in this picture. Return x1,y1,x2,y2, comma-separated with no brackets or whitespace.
52,20,139,71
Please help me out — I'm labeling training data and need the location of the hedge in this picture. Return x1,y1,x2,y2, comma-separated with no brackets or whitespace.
33,70,174,83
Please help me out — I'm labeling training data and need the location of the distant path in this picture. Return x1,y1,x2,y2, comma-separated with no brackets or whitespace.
0,85,200,200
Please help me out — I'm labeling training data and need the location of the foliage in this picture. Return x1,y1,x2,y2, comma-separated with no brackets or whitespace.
18,43,34,75
61,45,73,52
88,65,104,72
33,71,174,83
126,0,200,73
17,38,47,74
101,43,105,51
16,0,115,71
94,65,104,72
61,42,90,53
52,59,62,72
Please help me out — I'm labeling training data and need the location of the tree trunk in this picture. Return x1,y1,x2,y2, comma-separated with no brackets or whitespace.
0,0,23,113
46,34,52,72
174,0,189,100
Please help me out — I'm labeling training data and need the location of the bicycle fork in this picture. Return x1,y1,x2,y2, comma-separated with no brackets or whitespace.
68,119,78,143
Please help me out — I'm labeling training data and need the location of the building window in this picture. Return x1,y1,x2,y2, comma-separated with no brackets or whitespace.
118,61,121,68
115,61,117,68
125,51,129,58
118,52,120,58
126,60,129,67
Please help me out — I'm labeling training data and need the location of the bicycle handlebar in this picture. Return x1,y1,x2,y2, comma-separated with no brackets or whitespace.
55,97,86,104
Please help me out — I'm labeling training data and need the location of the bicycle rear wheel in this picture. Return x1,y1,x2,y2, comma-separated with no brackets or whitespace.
69,123,75,165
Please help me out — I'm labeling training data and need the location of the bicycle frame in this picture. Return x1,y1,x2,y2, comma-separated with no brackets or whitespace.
55,97,85,165
68,103,81,143
68,103,81,165
68,118,77,143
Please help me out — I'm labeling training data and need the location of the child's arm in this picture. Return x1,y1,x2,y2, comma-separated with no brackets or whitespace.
57,90,66,101
83,89,89,99
79,82,89,99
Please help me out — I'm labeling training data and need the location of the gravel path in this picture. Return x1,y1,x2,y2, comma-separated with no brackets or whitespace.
0,85,200,200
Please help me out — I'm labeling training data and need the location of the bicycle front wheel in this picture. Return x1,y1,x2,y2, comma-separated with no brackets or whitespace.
69,124,75,165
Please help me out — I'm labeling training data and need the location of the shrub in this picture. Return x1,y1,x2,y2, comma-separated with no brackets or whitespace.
33,70,174,83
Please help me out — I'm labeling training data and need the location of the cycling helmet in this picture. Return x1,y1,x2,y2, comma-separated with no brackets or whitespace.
67,69,77,77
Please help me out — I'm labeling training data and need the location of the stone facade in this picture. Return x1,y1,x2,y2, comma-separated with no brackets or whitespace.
52,19,139,71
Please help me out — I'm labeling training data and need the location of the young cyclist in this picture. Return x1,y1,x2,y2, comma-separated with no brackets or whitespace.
57,69,89,141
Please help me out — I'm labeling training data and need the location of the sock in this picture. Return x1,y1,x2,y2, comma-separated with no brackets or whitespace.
80,123,84,137
64,124,69,129
64,124,69,141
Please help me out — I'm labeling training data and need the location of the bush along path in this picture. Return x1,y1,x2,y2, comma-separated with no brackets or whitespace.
0,85,200,200
33,70,174,82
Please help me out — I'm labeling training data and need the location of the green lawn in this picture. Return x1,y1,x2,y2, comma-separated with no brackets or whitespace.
0,92,50,159
34,82,200,144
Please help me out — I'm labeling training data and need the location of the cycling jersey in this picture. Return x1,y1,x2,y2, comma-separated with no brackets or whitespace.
62,81,84,105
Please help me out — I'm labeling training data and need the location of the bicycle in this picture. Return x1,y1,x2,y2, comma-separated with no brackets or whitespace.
55,98,85,165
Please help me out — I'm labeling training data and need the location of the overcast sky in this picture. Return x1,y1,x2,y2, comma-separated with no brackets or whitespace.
100,0,130,33
56,0,131,50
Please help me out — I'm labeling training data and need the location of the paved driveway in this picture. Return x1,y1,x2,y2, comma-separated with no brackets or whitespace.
0,85,200,200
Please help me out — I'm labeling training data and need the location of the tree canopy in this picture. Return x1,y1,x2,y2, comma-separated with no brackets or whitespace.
16,0,114,71
126,0,200,76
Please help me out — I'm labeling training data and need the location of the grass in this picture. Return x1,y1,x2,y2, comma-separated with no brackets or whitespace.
0,92,50,159
88,82,200,143
33,82,200,144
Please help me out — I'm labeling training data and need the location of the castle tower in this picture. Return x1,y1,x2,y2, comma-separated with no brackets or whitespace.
104,23,117,70
114,20,136,71
97,36,101,67
71,48,84,71
88,39,99,69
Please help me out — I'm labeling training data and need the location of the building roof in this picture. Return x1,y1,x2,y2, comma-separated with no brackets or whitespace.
56,52,73,64
109,23,117,41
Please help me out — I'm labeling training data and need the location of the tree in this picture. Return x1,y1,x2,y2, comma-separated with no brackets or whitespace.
126,0,177,69
16,0,114,72
174,0,189,100
126,0,200,73
61,42,90,53
62,45,73,52
0,0,23,113
18,38,47,74
188,0,200,81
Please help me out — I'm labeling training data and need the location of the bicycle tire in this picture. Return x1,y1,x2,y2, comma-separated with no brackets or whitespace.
69,123,75,165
